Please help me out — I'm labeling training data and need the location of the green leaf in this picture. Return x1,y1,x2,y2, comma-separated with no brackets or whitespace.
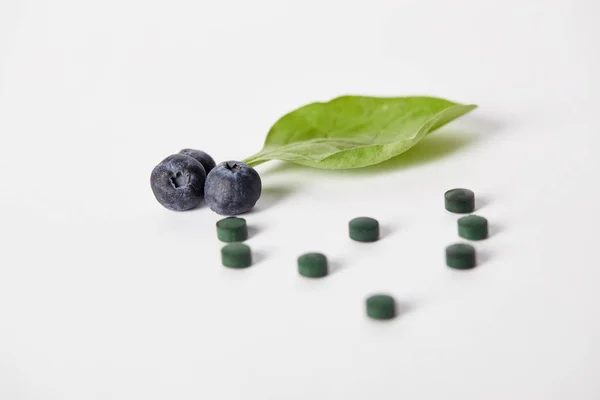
243,95,477,169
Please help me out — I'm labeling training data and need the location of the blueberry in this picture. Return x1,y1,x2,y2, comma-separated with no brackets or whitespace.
179,149,216,175
150,154,206,211
205,161,262,215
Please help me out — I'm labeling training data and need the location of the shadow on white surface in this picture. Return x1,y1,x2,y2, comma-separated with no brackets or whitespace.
252,250,267,266
395,299,418,318
251,184,298,213
349,131,480,174
476,250,492,266
487,223,502,239
366,299,418,323
260,131,482,176
462,113,505,135
247,224,262,240
328,259,344,275
475,195,491,211
379,223,399,240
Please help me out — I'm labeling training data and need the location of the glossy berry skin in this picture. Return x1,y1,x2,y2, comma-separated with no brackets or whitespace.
150,154,206,211
204,161,262,216
179,149,216,175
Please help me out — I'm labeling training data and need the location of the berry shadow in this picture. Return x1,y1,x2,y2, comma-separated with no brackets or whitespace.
250,184,297,213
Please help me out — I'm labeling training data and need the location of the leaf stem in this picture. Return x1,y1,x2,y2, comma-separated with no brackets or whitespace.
242,154,269,167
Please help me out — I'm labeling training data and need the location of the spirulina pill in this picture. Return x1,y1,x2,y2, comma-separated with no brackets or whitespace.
297,253,328,278
458,215,488,240
216,217,248,242
349,217,379,242
221,243,252,268
445,243,476,269
366,294,396,320
445,188,475,214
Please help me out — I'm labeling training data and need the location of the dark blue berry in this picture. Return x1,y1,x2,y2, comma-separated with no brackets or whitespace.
205,161,262,215
150,154,206,211
179,149,216,174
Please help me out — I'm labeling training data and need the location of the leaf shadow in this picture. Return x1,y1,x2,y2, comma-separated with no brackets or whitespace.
262,131,477,176
462,113,504,135
350,131,476,175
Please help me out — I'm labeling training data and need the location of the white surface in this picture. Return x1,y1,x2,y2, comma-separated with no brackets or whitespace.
1,0,599,399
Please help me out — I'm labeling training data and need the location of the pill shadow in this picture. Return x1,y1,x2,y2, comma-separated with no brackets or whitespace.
251,250,267,266
476,251,491,266
395,300,417,318
475,196,490,211
487,223,502,239
247,225,262,240
367,300,417,322
379,224,399,240
328,259,344,275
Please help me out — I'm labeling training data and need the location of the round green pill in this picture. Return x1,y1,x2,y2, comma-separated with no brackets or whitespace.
216,217,248,242
221,243,252,268
297,253,328,278
458,215,488,240
349,217,379,242
445,188,475,214
366,294,396,320
445,243,476,269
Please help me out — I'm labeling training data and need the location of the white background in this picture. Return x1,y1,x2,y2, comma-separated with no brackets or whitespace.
1,0,599,399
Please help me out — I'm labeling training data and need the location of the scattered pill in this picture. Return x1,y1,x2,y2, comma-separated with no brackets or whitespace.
458,215,488,240
221,243,252,268
445,188,475,214
297,252,328,278
349,217,379,242
366,294,396,320
445,243,476,269
216,217,248,243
